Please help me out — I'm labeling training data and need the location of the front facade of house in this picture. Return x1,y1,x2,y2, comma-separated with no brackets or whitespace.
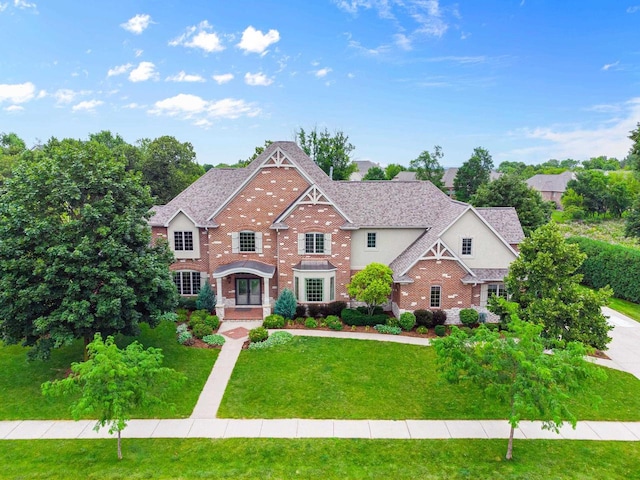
150,142,524,321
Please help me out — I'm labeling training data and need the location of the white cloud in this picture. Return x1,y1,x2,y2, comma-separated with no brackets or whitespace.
394,33,412,50
519,97,640,160
72,99,104,112
212,73,234,84
107,63,133,77
347,72,355,79
0,82,36,103
627,5,640,13
169,20,224,53
135,49,143,57
53,89,78,104
0,3,8,12
314,67,332,78
237,26,280,55
122,102,141,109
13,0,36,11
602,61,620,71
121,14,152,34
129,62,158,82
166,71,205,82
244,72,273,86
4,105,24,112
149,93,261,124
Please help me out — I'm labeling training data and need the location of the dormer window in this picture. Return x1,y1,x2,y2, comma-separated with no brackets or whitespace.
174,231,194,251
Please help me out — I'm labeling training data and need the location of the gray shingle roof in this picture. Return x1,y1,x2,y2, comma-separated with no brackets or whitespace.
525,171,574,193
391,171,418,181
475,207,525,244
461,268,510,284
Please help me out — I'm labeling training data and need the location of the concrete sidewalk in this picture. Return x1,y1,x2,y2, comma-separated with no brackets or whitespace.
2,418,639,441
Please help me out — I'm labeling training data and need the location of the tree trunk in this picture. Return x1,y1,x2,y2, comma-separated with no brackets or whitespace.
506,424,514,460
83,335,91,362
117,429,122,460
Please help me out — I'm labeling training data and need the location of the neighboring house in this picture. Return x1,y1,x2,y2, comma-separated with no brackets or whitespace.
526,171,575,208
349,160,380,181
393,168,501,197
150,142,524,322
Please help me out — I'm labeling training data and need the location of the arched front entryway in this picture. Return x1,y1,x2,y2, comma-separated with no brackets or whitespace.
213,260,276,321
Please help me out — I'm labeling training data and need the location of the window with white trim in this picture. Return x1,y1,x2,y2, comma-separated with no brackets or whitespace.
231,231,263,254
366,232,377,249
306,233,325,254
239,231,256,252
174,231,194,251
488,283,507,299
305,278,324,302
461,237,473,256
173,271,201,295
430,285,441,308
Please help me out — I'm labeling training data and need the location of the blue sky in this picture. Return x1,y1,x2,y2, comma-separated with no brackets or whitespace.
1,1,639,168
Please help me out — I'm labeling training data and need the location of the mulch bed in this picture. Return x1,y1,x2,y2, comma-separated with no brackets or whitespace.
282,322,438,338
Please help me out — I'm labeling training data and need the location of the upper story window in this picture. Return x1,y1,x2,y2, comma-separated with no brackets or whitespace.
231,231,263,254
306,233,325,254
461,237,473,256
366,232,377,249
174,231,194,251
239,231,256,252
430,285,441,308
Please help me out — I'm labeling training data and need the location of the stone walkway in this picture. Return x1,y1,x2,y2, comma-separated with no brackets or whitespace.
2,310,639,441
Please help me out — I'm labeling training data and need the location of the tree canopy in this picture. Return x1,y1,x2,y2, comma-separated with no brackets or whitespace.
347,263,393,315
471,174,552,236
502,222,612,350
453,147,494,202
0,132,27,183
409,146,445,188
565,170,632,218
0,138,178,360
296,127,357,180
362,166,386,180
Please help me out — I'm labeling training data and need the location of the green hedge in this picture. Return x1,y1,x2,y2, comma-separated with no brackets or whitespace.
341,308,389,327
567,236,640,303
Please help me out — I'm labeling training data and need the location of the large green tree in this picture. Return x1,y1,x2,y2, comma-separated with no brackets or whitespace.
453,147,494,202
296,127,357,180
0,138,178,360
433,310,605,460
362,166,386,180
409,146,444,188
347,263,393,316
138,136,205,204
42,333,185,459
624,123,640,237
471,174,552,236
89,130,142,172
0,132,27,182
503,222,612,350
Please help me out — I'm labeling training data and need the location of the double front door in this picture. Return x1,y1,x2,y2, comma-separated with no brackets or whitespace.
236,278,261,305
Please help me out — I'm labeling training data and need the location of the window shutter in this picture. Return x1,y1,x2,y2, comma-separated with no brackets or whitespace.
324,233,332,255
298,233,305,254
480,284,488,307
255,232,263,253
231,232,239,253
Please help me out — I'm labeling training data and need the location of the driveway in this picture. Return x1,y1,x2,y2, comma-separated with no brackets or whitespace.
601,307,640,380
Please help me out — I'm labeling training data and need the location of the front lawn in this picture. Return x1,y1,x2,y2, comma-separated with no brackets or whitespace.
219,336,640,420
608,297,640,323
0,321,218,420
1,438,638,479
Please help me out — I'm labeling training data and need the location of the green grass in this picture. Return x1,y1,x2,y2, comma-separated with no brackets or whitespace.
0,321,218,420
1,438,639,479
219,336,640,421
608,297,640,323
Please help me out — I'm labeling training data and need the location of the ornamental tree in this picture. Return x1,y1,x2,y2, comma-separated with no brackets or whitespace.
274,288,297,319
347,263,394,315
503,222,612,350
433,305,605,460
196,280,216,312
42,334,185,459
0,138,178,360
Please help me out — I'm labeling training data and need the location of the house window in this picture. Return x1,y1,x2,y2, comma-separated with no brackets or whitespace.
366,232,377,249
174,231,194,251
430,285,441,308
305,233,325,254
461,237,473,256
488,283,507,299
330,276,335,301
173,271,201,295
239,231,256,252
305,278,324,302
294,277,299,300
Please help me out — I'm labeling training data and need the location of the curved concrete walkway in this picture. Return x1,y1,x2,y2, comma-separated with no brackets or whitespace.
2,309,639,441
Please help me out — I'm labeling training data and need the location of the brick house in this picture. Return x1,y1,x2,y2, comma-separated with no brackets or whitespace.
149,141,524,321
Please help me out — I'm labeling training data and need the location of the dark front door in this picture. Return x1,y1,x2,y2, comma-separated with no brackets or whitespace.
236,278,261,305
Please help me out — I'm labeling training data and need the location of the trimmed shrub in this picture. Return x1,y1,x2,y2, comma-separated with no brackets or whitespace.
176,308,189,323
434,325,446,337
189,309,209,328
295,305,307,318
176,323,188,334
274,288,297,319
178,296,198,311
433,310,447,326
177,330,193,345
156,311,178,323
415,309,434,328
196,280,216,312
192,323,212,339
356,305,384,315
567,236,640,303
399,312,416,331
374,324,401,335
325,315,343,331
294,317,306,325
459,308,479,326
249,327,269,343
304,317,318,328
202,334,225,347
416,325,428,335
325,301,347,317
308,304,324,318
248,331,294,350
386,316,400,328
341,308,388,327
263,314,286,329
204,315,220,331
